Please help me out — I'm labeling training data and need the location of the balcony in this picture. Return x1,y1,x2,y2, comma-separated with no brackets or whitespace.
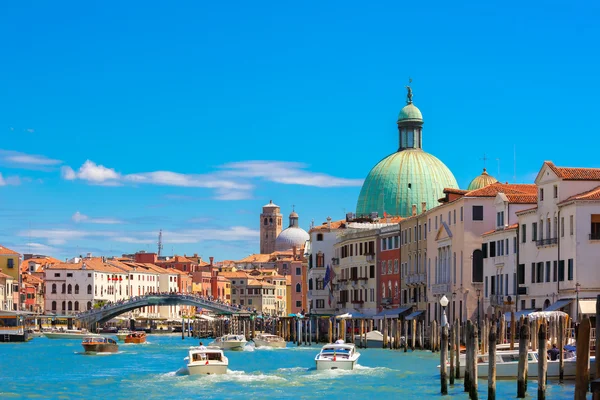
590,233,600,241
536,238,558,247
490,294,504,306
406,273,426,285
332,258,340,266
431,283,450,295
365,253,375,262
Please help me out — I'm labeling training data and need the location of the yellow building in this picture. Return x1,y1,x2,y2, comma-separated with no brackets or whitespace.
0,245,20,281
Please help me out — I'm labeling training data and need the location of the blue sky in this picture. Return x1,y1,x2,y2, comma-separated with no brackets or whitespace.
1,1,599,261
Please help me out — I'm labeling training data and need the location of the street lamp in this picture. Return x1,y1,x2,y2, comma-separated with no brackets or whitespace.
575,283,581,323
476,288,481,330
439,294,449,327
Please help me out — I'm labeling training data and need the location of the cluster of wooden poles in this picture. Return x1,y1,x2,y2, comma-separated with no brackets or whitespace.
438,296,600,400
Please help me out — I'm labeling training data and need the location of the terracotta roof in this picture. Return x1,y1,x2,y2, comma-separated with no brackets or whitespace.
220,271,250,279
466,183,538,197
237,254,272,263
20,257,61,272
545,161,600,181
22,274,44,285
515,206,538,215
558,185,600,205
310,219,347,232
0,245,19,255
482,223,519,236
504,194,538,204
444,188,469,195
165,267,189,276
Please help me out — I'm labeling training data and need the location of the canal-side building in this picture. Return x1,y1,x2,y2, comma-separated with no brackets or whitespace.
0,245,20,283
378,224,400,312
0,271,15,311
399,205,428,317
516,161,600,320
426,183,537,325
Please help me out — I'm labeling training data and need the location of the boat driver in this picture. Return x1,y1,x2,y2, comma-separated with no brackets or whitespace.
335,338,345,344
198,341,207,350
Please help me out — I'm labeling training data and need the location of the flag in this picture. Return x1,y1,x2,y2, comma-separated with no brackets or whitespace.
323,264,331,288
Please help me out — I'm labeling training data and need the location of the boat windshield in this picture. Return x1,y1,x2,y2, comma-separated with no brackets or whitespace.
192,352,222,362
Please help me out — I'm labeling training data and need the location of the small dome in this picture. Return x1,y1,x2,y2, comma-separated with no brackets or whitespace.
275,227,309,251
397,103,423,123
467,168,498,191
263,200,279,208
289,211,298,218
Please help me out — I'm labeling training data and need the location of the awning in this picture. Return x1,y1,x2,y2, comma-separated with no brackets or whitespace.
579,299,597,315
504,309,536,323
545,299,573,311
336,312,367,319
373,306,411,319
405,310,424,320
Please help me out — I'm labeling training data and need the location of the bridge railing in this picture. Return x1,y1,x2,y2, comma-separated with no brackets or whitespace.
75,293,247,320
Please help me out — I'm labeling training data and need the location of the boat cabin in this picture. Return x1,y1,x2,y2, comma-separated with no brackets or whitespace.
319,344,355,360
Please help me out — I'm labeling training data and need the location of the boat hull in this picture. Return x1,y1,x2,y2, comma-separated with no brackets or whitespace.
44,332,102,340
253,339,286,348
458,359,595,379
212,340,247,350
124,336,146,344
82,343,119,353
187,363,228,375
315,359,357,371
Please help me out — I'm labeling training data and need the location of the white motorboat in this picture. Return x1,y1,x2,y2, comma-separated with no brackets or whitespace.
315,342,361,371
442,349,595,379
253,333,286,349
116,329,133,341
44,328,102,340
210,334,247,350
186,346,229,375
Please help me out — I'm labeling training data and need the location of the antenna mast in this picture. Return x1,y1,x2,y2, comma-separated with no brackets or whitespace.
157,229,164,257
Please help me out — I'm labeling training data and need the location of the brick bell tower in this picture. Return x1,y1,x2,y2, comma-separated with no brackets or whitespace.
260,200,282,254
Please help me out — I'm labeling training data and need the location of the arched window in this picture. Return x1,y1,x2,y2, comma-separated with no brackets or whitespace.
395,281,399,297
74,301,79,311
62,283,66,294
295,283,301,293
61,301,65,311
308,279,313,291
68,301,72,311
51,301,57,311
87,301,92,310
75,284,79,294
269,217,273,225
88,284,92,295
543,299,551,310
101,285,103,295
52,283,57,294
263,218,268,225
472,250,483,282
382,283,386,298
388,281,392,298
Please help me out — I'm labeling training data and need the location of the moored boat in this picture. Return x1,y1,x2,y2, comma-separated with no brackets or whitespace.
315,342,360,370
352,330,399,348
124,331,146,344
82,336,119,353
44,328,102,340
253,333,286,348
116,329,132,341
186,346,229,375
210,334,247,350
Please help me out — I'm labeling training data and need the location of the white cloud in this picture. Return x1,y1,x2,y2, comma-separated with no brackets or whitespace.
76,160,120,184
20,242,58,254
72,211,123,224
0,149,62,169
20,229,117,245
113,236,155,244
220,161,364,187
0,172,21,186
113,226,259,245
61,166,77,180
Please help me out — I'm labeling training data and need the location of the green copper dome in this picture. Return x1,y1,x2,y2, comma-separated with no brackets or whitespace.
398,103,423,122
356,85,458,218
356,149,458,217
467,168,498,191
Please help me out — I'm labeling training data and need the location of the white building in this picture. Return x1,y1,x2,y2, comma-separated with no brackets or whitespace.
307,217,345,315
0,271,15,311
516,161,600,320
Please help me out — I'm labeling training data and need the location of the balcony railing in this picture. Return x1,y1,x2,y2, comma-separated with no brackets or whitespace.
332,258,340,266
490,294,504,306
590,233,600,240
406,273,426,285
536,238,558,247
431,283,450,295
366,254,375,262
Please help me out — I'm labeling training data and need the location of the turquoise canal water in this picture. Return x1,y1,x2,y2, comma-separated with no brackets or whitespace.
1,335,576,399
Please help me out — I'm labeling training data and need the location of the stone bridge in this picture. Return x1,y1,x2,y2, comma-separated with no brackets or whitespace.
76,294,250,330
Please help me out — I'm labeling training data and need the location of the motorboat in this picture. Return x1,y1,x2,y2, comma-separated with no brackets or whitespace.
124,331,146,344
116,329,133,341
82,336,119,353
26,328,43,338
353,330,400,348
253,333,286,349
315,342,361,371
44,328,102,340
186,346,229,375
210,334,247,350
443,349,595,379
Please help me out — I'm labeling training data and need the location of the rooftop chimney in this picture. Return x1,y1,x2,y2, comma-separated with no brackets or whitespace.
86,252,92,258
327,216,332,229
421,202,427,214
412,204,417,216
209,256,214,266
293,246,297,259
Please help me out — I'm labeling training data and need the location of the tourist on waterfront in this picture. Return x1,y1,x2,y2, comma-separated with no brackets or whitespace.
547,343,559,360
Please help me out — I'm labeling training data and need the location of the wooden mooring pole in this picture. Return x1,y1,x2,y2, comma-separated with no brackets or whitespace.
464,321,471,394
517,322,529,398
488,320,497,400
455,319,461,379
559,315,565,382
470,322,478,400
510,311,516,350
575,317,591,400
440,323,448,395
538,322,547,400
449,323,455,385
595,295,600,400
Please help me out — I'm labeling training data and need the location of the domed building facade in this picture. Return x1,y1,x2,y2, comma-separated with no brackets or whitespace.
467,168,498,191
275,210,309,252
356,87,459,217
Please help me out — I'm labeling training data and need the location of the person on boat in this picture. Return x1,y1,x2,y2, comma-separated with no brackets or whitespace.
547,343,560,361
198,341,207,350
335,338,345,344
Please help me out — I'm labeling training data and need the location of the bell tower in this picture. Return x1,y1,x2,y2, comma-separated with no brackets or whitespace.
260,200,282,254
